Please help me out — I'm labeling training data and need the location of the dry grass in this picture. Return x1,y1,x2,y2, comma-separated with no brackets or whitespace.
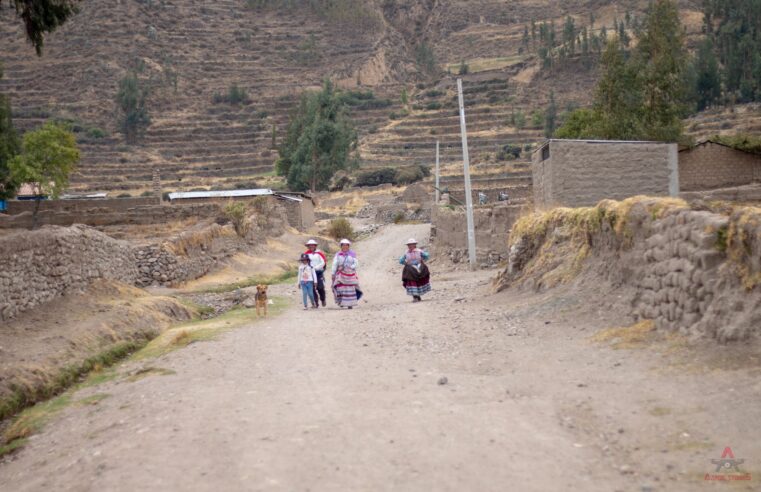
133,297,288,360
726,206,761,290
164,223,229,256
591,320,656,349
445,55,526,74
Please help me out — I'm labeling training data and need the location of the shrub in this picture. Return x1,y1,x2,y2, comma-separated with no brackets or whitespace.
117,193,132,198
87,127,107,139
327,217,355,241
458,61,469,75
140,190,154,197
355,167,396,187
393,211,406,224
393,164,429,185
424,89,444,98
213,84,250,105
425,101,442,110
250,196,270,214
224,201,249,237
496,143,522,161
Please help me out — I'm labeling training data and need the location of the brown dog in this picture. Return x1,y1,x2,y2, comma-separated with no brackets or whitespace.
255,284,268,317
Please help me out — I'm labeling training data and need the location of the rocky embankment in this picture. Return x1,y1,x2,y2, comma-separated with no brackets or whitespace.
495,197,761,342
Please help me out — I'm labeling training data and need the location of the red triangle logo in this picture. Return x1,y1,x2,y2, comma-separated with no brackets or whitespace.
721,447,735,459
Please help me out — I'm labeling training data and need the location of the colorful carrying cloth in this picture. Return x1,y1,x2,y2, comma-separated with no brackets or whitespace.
401,249,431,297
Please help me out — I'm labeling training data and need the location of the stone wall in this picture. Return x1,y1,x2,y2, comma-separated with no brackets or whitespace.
532,140,679,209
0,203,223,229
679,142,761,191
496,198,761,342
5,197,160,215
134,225,244,287
0,202,292,319
0,225,138,320
431,203,522,265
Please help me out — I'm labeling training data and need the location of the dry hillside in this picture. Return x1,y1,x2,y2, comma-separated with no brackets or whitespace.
0,0,727,194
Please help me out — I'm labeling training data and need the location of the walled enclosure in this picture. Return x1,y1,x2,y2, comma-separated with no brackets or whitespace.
431,203,522,265
679,141,761,191
532,140,679,209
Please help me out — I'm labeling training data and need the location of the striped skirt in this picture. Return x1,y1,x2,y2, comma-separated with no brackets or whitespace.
333,271,359,307
404,279,432,297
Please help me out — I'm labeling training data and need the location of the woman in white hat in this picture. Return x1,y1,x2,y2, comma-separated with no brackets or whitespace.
331,238,361,309
303,239,327,307
399,238,431,302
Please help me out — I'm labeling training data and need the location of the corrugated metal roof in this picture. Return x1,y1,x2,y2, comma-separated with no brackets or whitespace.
167,189,274,200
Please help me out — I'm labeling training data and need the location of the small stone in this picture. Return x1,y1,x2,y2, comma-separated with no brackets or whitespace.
437,376,448,385
619,464,633,474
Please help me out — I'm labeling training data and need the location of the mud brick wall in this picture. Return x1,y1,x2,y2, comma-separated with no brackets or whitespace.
679,142,761,191
532,140,679,208
0,225,138,320
431,203,522,265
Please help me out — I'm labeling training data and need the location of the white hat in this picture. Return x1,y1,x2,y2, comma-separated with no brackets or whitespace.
305,239,318,245
339,238,351,245
406,238,418,244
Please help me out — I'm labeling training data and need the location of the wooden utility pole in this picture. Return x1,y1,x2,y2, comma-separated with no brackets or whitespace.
456,78,477,269
435,140,440,204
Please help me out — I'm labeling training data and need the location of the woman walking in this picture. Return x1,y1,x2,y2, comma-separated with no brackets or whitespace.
297,253,318,310
331,239,361,309
400,238,431,302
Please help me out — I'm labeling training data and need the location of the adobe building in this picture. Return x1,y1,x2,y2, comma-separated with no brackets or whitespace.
532,139,679,209
678,140,761,191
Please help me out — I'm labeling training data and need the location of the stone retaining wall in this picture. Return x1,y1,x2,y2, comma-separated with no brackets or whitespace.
0,203,223,229
432,203,522,265
0,225,138,320
496,198,761,341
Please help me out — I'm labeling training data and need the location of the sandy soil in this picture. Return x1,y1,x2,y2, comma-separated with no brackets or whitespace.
1,223,760,491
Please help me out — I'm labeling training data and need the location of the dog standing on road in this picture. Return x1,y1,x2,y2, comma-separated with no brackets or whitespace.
255,284,268,317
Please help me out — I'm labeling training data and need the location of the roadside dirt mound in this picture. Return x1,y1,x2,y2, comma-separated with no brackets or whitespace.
495,197,761,342
0,280,194,422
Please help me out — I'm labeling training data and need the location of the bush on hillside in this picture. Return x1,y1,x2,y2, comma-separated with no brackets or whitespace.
355,167,396,187
213,83,251,105
394,164,430,185
224,201,249,237
327,217,355,241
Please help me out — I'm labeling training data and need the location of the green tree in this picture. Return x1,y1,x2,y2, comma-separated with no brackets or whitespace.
6,0,79,55
7,121,79,227
701,0,761,102
276,80,359,192
554,108,601,139
0,65,21,199
693,38,722,110
116,71,150,144
634,0,687,141
544,91,557,138
593,39,643,139
415,42,438,76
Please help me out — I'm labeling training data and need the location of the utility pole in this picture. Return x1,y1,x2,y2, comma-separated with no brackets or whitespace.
435,140,440,204
456,78,477,269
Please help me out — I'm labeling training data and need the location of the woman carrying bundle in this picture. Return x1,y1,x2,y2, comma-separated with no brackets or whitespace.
399,238,431,302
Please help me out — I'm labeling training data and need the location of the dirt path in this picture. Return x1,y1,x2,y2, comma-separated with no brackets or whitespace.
1,224,759,491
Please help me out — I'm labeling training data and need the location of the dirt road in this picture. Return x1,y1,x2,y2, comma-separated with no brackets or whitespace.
1,223,759,491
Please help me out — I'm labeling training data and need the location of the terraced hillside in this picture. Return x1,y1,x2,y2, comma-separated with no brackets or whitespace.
0,0,707,194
